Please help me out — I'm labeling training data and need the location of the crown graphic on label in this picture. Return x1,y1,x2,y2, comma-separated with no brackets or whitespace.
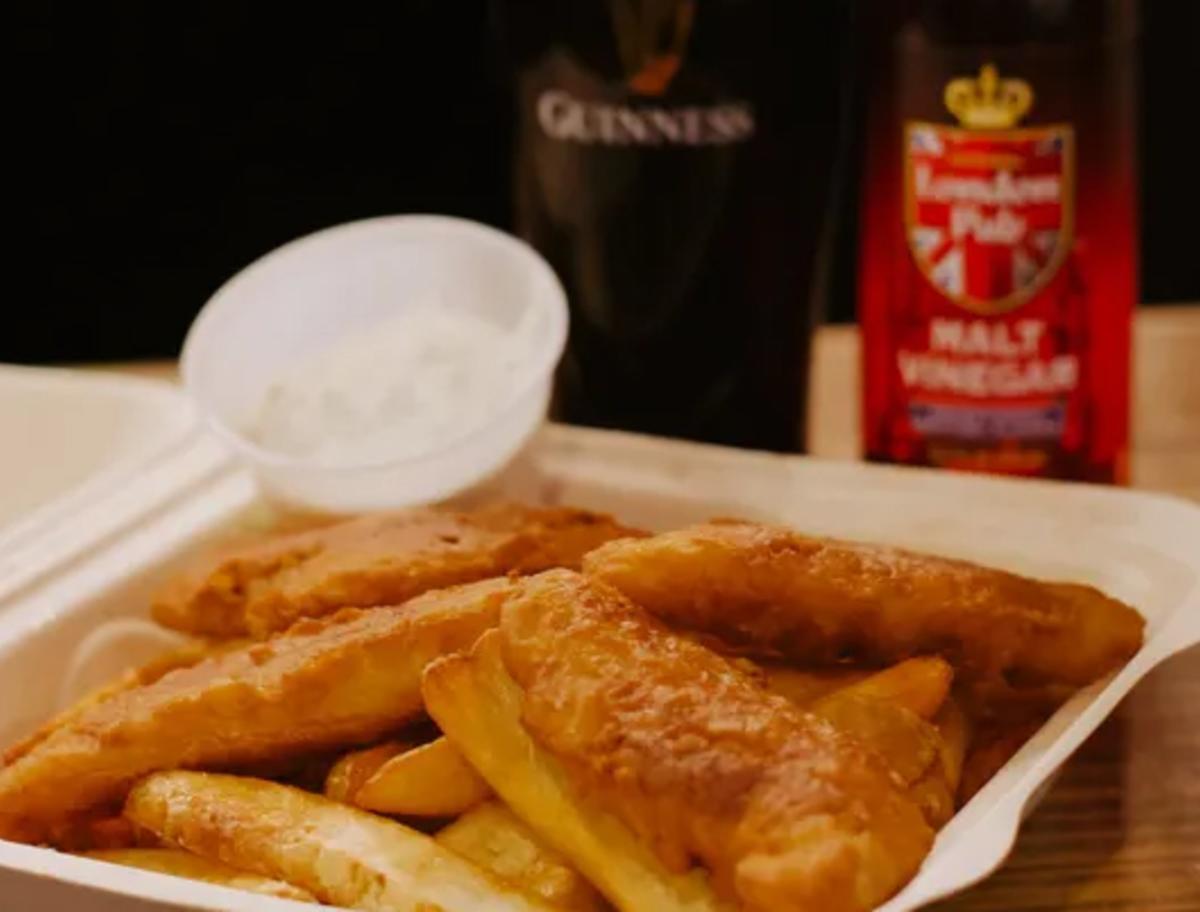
944,64,1034,129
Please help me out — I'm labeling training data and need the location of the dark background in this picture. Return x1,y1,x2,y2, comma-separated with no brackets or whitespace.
9,1,1198,363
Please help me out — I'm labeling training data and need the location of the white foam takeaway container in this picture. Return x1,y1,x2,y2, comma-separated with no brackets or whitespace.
0,368,1197,911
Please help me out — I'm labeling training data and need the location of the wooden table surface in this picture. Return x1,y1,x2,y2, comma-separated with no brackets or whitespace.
96,306,1200,910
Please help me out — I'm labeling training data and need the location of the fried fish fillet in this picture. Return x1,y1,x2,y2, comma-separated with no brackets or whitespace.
154,503,641,638
2,638,247,769
0,578,513,844
428,570,933,912
584,521,1145,687
425,632,728,912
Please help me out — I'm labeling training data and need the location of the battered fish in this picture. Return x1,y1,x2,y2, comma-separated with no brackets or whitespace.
2,638,247,769
154,503,641,638
428,570,933,912
0,578,513,844
584,521,1144,687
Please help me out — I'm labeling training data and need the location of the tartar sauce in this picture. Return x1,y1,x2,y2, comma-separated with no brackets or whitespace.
250,305,529,464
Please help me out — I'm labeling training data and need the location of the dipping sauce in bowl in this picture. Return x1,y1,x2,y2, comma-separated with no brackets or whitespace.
181,216,567,512
251,302,538,466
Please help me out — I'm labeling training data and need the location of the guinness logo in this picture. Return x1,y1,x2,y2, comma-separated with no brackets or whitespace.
537,90,754,146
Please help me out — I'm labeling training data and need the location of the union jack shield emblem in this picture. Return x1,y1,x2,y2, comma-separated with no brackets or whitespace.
905,122,1074,314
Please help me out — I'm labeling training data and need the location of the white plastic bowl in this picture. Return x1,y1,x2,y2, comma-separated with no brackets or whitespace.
181,215,568,512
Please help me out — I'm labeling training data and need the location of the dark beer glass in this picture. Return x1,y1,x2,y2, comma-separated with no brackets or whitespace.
498,1,848,451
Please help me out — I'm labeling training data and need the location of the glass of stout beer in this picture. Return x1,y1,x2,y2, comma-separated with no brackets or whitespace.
498,0,849,452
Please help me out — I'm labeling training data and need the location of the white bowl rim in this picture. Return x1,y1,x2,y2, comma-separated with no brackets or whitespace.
179,214,568,473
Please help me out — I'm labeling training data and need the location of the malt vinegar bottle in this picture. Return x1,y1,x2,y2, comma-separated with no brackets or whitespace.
857,0,1138,481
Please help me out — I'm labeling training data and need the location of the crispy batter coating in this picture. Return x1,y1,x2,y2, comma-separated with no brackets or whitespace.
154,503,641,638
498,570,933,912
0,578,513,844
584,521,1144,687
423,632,727,912
2,638,247,769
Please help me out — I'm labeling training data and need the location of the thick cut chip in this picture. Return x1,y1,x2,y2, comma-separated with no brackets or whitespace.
355,737,493,817
155,503,641,637
0,578,513,844
124,772,555,912
760,666,871,708
959,715,1047,803
325,741,409,804
812,690,950,829
585,521,1144,687
808,661,958,828
436,802,608,912
933,699,970,802
44,815,148,852
764,658,952,722
826,657,953,721
82,848,316,901
806,675,946,829
425,571,934,912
